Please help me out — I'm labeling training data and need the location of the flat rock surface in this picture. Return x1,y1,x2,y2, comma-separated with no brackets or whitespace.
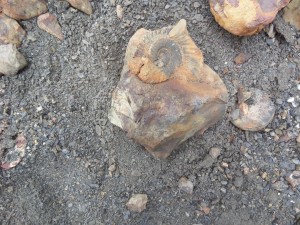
0,1,299,224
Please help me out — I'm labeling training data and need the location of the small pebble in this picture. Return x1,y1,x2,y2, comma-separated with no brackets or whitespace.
209,147,221,159
297,134,300,143
287,97,295,103
297,84,300,91
193,2,201,8
178,177,194,194
221,162,229,168
126,194,148,213
116,5,123,19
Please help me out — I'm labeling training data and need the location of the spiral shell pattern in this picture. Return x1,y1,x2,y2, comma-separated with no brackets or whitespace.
128,19,204,84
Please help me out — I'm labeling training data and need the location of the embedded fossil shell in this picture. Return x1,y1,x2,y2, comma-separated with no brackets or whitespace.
0,13,26,46
1,0,48,20
231,88,275,131
109,20,228,159
209,0,290,36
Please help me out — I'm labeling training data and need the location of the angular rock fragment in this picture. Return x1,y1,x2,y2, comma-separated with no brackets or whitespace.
66,0,93,15
126,194,148,212
231,87,275,131
283,0,300,30
1,133,26,170
286,171,300,188
1,0,48,20
109,19,228,159
178,177,194,194
0,13,25,46
37,13,63,40
234,53,251,65
209,0,290,36
0,44,27,76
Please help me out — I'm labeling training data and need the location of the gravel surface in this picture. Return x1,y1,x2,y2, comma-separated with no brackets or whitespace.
1,1,300,225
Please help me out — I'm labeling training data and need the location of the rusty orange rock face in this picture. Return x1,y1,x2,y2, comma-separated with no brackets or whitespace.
37,13,63,40
109,20,228,159
209,0,290,36
0,13,25,46
1,0,48,20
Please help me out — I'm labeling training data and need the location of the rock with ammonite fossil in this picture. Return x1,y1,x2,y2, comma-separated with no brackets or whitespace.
209,0,290,36
109,19,228,159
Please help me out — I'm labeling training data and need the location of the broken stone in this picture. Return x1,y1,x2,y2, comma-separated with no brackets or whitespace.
178,177,194,194
286,171,300,188
209,0,290,36
231,87,275,131
234,53,251,65
37,13,63,40
209,147,221,159
66,0,93,15
297,134,300,143
0,13,26,46
283,0,300,30
0,44,27,76
2,0,48,20
126,194,148,212
1,133,26,170
116,5,123,19
109,19,228,159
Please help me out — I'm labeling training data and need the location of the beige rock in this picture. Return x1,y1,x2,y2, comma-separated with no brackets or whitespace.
0,44,27,76
286,171,300,188
283,0,300,30
126,194,148,212
297,134,300,143
178,177,194,194
209,0,290,36
109,19,228,159
37,13,63,40
209,147,221,159
234,53,251,65
231,87,275,131
116,5,123,19
66,0,93,15
2,0,48,20
0,13,26,46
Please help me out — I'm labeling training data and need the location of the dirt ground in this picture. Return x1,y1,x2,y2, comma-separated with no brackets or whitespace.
1,0,300,224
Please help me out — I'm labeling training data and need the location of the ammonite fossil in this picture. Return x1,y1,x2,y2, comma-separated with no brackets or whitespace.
209,0,290,36
109,19,228,159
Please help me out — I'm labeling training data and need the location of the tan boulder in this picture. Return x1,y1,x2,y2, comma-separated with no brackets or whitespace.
0,44,27,76
209,0,290,36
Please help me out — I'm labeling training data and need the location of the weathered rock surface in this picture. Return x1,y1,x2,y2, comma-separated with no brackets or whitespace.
231,87,275,131
0,13,25,46
66,0,93,15
126,194,148,212
178,177,194,194
209,0,290,36
1,0,48,20
37,13,63,40
0,44,27,76
109,19,228,158
283,0,300,30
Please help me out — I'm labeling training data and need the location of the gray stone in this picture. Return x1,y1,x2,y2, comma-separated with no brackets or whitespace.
0,44,27,76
